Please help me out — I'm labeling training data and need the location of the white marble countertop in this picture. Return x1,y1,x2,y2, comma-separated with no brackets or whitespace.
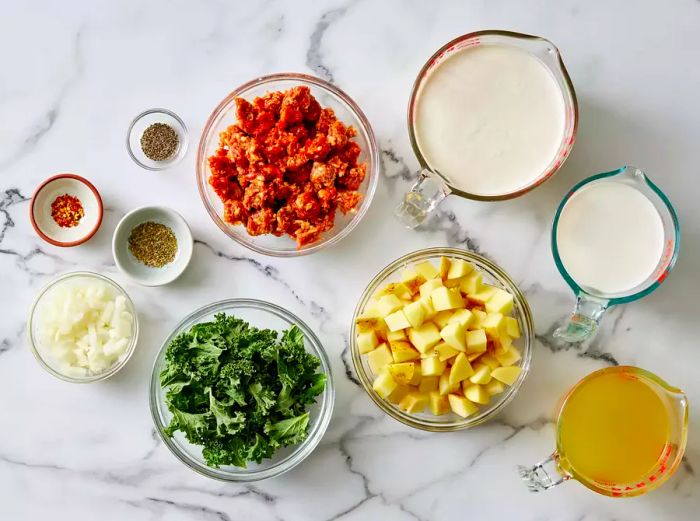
1,0,699,519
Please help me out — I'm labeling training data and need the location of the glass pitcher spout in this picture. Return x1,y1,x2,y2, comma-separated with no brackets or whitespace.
554,293,608,342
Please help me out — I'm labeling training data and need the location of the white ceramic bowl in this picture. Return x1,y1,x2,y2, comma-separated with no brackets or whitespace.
112,206,193,286
30,174,103,247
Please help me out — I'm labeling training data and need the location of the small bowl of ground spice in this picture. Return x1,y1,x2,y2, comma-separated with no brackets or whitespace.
112,206,193,286
30,173,103,247
126,108,188,170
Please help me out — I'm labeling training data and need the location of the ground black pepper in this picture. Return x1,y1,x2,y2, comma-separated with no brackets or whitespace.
128,221,178,267
140,123,179,161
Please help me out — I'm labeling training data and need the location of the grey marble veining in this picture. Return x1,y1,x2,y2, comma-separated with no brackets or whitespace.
1,1,699,520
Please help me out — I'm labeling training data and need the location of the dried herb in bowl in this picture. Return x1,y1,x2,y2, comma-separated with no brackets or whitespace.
159,313,326,468
128,221,177,268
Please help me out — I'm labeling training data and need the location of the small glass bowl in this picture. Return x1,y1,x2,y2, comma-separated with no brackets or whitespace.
351,248,534,431
149,299,335,482
126,108,188,170
27,271,139,383
196,73,379,257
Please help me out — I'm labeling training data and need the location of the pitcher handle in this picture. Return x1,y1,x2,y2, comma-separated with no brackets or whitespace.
554,293,609,343
518,452,570,492
394,169,451,229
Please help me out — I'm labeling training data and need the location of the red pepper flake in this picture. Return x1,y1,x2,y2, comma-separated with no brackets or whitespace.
51,194,84,228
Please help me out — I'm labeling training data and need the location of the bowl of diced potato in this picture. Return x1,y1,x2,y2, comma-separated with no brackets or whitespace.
350,248,533,431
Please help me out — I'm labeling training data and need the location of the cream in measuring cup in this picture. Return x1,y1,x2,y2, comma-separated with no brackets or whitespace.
396,31,578,228
552,166,680,342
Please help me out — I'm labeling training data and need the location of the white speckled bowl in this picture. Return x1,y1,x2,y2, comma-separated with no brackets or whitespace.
112,206,193,286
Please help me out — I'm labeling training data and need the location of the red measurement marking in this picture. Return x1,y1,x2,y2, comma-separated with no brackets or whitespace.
612,492,622,497
636,482,646,488
649,475,657,482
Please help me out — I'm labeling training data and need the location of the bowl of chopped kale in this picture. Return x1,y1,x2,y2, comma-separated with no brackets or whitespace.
149,299,334,481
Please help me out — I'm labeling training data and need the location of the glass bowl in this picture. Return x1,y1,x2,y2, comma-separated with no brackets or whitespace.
149,299,335,482
196,73,379,257
351,248,533,431
27,271,139,383
126,108,189,171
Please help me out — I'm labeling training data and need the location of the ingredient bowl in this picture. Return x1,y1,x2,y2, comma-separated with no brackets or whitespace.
149,299,335,481
351,248,533,431
126,108,189,170
196,73,379,257
30,173,103,247
112,206,193,286
27,271,139,383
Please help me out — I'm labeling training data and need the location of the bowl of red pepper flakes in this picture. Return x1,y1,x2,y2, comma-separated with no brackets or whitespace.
197,73,379,257
30,173,103,247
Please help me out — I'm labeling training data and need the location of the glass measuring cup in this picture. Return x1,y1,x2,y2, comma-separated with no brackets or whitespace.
552,166,680,342
395,30,578,228
519,366,688,497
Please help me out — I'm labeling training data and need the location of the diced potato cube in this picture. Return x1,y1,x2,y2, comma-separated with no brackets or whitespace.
466,329,488,354
486,288,514,315
449,394,479,417
431,287,464,312
373,371,397,398
448,308,473,328
419,375,439,393
439,372,459,395
479,354,501,370
408,322,442,353
388,362,415,385
504,316,521,339
377,294,404,316
495,346,522,367
355,314,384,333
385,310,411,332
421,355,447,377
491,366,522,385
468,284,498,305
467,352,484,362
418,297,437,319
496,333,513,354
399,391,428,413
389,341,420,363
401,270,427,295
435,342,460,362
463,383,490,404
470,309,487,329
387,329,407,342
376,282,412,300
409,361,422,385
460,272,483,295
433,310,453,329
367,343,394,374
414,261,439,281
420,278,444,299
439,257,451,281
429,391,450,415
469,363,492,385
485,379,505,396
447,259,474,280
357,330,379,354
444,276,465,288
440,322,467,352
482,313,504,338
387,383,410,404
449,352,474,385
403,300,426,328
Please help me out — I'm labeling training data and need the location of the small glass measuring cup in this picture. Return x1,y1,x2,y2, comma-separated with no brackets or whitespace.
552,166,680,342
395,30,578,228
519,366,688,497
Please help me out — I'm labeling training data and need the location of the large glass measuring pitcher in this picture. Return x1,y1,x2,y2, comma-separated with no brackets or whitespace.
552,166,680,342
519,366,688,497
395,30,578,228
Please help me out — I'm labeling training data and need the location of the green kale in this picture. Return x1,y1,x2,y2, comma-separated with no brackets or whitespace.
160,313,326,468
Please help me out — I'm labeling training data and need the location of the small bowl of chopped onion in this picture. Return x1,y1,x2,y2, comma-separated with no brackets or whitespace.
27,271,139,383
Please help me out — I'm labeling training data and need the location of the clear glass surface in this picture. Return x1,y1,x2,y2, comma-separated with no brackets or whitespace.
149,299,335,482
351,248,533,431
126,108,189,171
196,73,379,257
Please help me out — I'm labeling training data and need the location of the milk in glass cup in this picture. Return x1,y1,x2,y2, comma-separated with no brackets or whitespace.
395,31,578,228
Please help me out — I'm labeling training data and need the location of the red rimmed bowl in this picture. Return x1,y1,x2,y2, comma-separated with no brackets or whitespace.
30,174,103,247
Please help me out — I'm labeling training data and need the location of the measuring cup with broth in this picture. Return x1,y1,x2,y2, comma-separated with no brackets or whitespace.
520,366,688,497
552,166,680,342
395,30,578,228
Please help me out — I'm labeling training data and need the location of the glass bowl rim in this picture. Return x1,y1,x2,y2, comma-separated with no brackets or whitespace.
126,107,189,171
149,298,335,482
26,270,140,383
196,72,380,257
350,247,534,431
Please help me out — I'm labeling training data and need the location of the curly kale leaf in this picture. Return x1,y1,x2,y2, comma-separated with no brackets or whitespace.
160,315,326,468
